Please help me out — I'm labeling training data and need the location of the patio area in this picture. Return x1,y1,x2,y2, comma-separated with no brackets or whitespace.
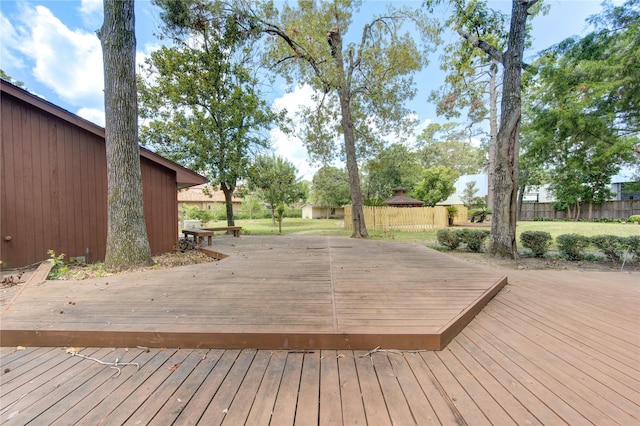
1,257,638,424
0,236,506,350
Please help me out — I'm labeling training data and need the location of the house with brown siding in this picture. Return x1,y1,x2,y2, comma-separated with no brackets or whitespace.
177,184,242,215
0,80,206,268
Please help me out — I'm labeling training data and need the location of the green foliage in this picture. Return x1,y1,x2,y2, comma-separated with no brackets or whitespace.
590,235,627,263
437,229,462,250
625,236,640,259
182,206,215,224
459,229,490,253
446,205,458,218
311,166,351,209
247,155,305,225
413,166,458,207
470,207,491,223
415,123,486,175
556,234,591,260
47,250,69,280
522,0,639,217
139,0,280,226
629,215,640,223
362,144,422,200
519,231,552,257
363,197,386,207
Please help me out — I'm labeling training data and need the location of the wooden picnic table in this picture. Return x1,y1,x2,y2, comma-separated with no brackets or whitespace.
202,226,242,237
182,229,213,246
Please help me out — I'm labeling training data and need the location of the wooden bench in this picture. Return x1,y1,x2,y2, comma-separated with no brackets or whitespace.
182,229,214,246
202,226,242,237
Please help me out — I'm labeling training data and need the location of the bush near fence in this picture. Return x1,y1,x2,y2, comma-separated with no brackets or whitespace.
344,205,467,232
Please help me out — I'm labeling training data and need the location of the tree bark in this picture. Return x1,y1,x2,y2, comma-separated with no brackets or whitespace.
487,60,499,209
98,0,153,271
220,182,235,227
328,28,368,238
488,0,533,259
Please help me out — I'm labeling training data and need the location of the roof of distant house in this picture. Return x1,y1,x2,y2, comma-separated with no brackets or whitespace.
178,184,242,203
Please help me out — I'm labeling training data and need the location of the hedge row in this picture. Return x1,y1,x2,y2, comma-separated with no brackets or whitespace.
520,231,640,263
532,215,640,223
436,229,490,253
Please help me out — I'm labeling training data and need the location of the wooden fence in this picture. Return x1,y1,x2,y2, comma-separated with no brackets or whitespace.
344,205,468,232
519,200,640,220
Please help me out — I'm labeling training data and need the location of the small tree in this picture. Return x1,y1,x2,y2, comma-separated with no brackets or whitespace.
248,155,305,229
413,166,458,207
311,166,351,217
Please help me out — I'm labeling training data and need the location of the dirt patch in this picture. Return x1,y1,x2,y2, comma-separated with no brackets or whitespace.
444,250,640,272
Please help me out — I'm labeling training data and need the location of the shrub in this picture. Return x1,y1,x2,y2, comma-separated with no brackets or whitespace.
47,250,69,280
459,229,490,253
556,234,591,261
629,215,640,223
437,228,462,251
520,231,552,258
624,236,640,259
590,235,627,264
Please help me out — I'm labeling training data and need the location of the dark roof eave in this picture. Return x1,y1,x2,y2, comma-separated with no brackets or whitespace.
1,79,207,189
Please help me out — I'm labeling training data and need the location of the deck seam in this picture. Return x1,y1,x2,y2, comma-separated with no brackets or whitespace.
328,237,339,332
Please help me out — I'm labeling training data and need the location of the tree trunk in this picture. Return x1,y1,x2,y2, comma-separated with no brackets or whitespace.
487,60,499,209
98,0,153,271
220,182,235,227
488,1,530,259
328,28,368,238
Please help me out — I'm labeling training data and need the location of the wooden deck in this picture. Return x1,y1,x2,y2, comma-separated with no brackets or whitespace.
0,236,507,350
1,267,638,424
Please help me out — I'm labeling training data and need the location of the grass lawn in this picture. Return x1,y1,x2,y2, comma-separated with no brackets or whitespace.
231,218,351,236
210,218,639,252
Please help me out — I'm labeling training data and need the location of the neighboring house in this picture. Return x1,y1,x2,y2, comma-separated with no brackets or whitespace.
0,80,206,268
302,204,345,219
177,184,242,215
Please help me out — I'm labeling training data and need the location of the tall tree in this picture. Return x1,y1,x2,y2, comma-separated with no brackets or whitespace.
427,0,508,207
362,144,422,200
311,166,351,215
98,0,153,271
413,166,458,207
450,0,540,258
139,0,280,227
522,0,638,219
415,122,486,176
248,155,305,230
247,0,438,238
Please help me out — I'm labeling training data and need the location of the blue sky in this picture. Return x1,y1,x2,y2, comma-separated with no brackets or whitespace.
0,0,610,179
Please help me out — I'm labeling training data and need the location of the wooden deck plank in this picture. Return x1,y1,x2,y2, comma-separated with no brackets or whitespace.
146,349,225,426
353,354,392,426
96,348,193,425
319,350,342,425
74,348,179,425
51,348,160,426
386,352,440,425
336,351,367,425
244,350,288,425
294,351,321,425
197,349,257,425
371,353,416,425
29,348,147,425
221,349,273,425
1,347,115,424
0,236,507,350
172,349,241,425
269,352,303,426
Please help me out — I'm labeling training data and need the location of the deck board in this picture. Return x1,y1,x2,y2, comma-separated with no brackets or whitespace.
1,237,638,425
0,236,506,350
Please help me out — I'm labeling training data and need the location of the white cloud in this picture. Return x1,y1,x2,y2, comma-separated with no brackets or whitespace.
270,85,320,181
77,107,105,127
78,0,103,27
11,5,104,109
0,13,26,71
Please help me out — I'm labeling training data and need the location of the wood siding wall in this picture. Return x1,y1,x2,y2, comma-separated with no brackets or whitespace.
1,89,178,268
